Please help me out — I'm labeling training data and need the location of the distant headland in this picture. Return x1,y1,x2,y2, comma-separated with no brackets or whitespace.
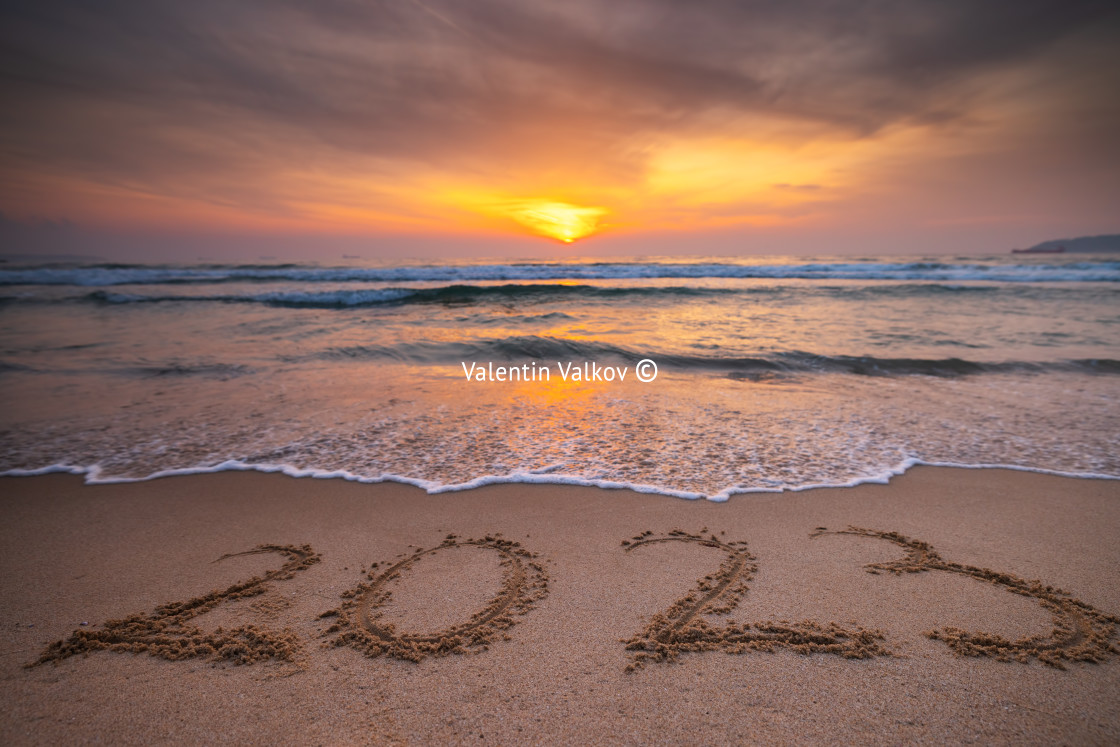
1014,234,1120,254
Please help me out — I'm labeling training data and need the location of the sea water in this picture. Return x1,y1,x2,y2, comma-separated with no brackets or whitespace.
1,255,1117,499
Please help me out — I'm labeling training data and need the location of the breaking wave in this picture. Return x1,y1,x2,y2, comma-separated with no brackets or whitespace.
3,259,1119,286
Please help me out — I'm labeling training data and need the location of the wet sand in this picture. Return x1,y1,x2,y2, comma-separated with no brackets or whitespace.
2,466,1118,744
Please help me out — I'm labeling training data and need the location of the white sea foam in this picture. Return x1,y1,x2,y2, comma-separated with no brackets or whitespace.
4,457,1115,502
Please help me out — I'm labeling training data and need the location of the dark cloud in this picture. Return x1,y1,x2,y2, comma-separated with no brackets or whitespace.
1,0,1117,209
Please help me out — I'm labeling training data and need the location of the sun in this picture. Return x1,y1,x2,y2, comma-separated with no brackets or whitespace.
442,190,609,243
501,200,607,243
502,200,608,243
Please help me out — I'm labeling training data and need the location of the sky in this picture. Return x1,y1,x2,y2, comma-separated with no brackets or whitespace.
1,0,1118,260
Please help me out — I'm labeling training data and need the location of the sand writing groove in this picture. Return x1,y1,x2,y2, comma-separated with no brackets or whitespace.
321,534,548,662
29,544,321,667
621,529,890,670
813,527,1120,669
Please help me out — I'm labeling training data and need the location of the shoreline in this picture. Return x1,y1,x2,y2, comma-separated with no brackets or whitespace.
5,455,1119,502
2,466,1119,743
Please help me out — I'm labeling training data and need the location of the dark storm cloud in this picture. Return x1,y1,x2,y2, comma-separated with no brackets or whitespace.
1,0,1117,198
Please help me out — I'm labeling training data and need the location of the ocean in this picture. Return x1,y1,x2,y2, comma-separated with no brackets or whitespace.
1,255,1117,499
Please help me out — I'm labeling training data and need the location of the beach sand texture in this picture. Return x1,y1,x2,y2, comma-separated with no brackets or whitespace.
2,466,1118,744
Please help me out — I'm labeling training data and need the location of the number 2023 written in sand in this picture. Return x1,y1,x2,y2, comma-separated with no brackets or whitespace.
29,528,1120,672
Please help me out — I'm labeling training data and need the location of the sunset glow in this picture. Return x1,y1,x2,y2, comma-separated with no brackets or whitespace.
0,0,1117,258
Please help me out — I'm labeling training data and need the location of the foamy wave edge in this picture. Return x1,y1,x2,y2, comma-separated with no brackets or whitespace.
3,458,1117,502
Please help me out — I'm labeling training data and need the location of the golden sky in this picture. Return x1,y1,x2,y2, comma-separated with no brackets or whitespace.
1,0,1118,257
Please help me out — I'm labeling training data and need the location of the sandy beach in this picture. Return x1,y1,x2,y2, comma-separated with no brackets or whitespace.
2,466,1118,744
